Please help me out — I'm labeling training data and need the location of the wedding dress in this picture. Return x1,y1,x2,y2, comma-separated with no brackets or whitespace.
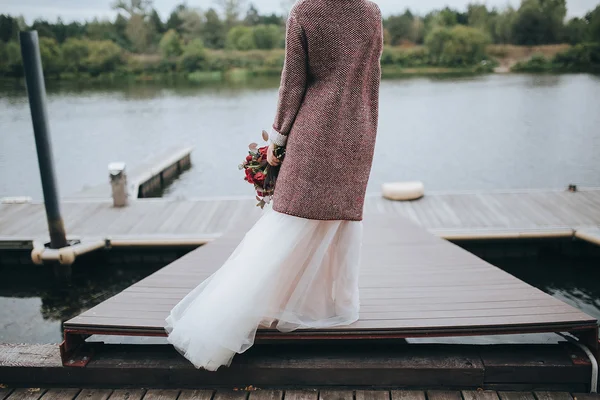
165,208,362,370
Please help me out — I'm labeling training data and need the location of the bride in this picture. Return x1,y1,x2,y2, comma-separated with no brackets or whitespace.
166,0,383,371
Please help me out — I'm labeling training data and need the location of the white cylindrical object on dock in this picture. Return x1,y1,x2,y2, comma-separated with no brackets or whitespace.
382,181,425,201
109,162,128,207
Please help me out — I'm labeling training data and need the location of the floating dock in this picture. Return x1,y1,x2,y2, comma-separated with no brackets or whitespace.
0,188,599,251
59,213,597,369
72,146,193,199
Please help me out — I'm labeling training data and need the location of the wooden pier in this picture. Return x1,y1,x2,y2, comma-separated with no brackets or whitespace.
0,188,599,251
57,213,597,370
72,146,193,199
1,189,599,389
2,387,600,400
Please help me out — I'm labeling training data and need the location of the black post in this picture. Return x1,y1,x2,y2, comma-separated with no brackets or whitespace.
19,31,68,249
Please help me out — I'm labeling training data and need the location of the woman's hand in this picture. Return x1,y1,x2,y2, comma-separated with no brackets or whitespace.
267,143,281,166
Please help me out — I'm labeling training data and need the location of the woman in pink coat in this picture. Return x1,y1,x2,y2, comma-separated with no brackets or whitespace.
166,0,383,371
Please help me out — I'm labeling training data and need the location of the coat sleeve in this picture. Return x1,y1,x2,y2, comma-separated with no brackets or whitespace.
270,13,308,146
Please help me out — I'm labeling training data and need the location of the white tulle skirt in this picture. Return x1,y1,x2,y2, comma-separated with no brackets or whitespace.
165,208,362,371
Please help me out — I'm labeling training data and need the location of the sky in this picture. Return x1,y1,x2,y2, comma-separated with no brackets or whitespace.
1,0,597,23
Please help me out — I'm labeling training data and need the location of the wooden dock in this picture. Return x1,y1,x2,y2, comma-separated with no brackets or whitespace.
71,146,192,199
2,388,600,400
0,188,599,251
59,213,597,369
0,340,596,389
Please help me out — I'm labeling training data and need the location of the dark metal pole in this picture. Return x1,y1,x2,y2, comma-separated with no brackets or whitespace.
19,31,68,249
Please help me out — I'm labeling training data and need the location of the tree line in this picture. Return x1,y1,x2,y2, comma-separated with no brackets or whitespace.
0,0,599,79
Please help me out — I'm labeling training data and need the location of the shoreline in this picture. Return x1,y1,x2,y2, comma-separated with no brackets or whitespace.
2,67,595,89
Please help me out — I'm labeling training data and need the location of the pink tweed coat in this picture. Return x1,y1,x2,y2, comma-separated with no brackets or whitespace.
270,0,383,221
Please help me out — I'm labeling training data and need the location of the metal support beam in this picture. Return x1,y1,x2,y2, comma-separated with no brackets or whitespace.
19,31,67,250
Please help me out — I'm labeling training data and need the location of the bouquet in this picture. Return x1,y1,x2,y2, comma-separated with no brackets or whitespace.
239,130,286,209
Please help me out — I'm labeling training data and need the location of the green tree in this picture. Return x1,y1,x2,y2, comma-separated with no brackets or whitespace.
86,18,117,41
410,17,426,44
467,4,489,32
30,19,56,39
166,4,186,34
512,0,547,45
112,0,152,17
0,14,20,42
539,0,566,42
180,9,203,40
149,9,165,35
564,18,588,44
586,5,600,42
126,14,153,52
425,25,490,66
61,38,89,72
179,38,207,71
258,13,283,26
245,4,261,26
202,9,226,49
252,24,280,49
113,14,130,48
491,7,517,44
226,25,256,50
86,40,123,75
217,0,246,28
0,40,23,76
158,29,183,57
385,10,415,45
39,37,63,77
513,0,566,45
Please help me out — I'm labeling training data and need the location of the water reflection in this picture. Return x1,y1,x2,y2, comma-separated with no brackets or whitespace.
0,253,166,343
526,74,562,87
498,256,600,321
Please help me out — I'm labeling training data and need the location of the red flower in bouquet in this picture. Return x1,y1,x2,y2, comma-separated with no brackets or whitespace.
240,131,286,209
245,168,255,184
258,146,268,159
254,172,266,185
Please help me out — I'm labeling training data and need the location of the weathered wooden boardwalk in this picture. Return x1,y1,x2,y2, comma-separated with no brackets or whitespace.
65,213,595,337
71,146,192,199
1,188,599,250
57,213,597,375
1,388,599,400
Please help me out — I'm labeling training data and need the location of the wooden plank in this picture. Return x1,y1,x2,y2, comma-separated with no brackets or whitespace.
497,393,535,400
356,392,390,400
75,391,112,400
1,390,13,400
248,391,282,400
426,392,461,400
319,392,353,400
283,392,318,400
213,392,247,400
39,390,81,400
390,392,425,400
142,391,180,400
78,302,579,322
571,395,600,400
533,393,573,400
108,391,145,400
6,389,46,400
178,391,213,400
463,392,500,400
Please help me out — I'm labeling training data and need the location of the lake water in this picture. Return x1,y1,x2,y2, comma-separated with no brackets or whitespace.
1,250,599,344
1,73,600,200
